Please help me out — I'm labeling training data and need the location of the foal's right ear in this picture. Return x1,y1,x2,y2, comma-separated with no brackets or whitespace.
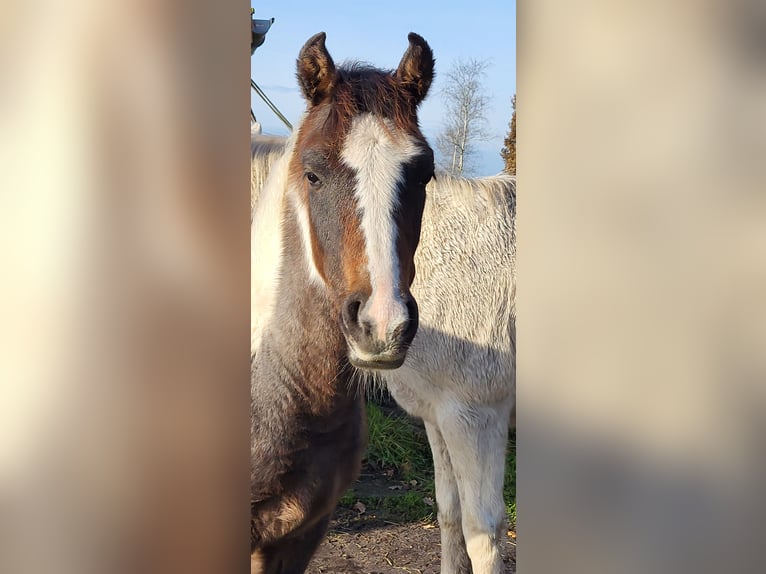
296,32,337,106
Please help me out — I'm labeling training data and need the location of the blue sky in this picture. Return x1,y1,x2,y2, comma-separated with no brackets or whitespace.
251,1,516,176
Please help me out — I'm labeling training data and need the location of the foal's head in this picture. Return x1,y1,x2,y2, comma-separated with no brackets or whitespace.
288,32,435,370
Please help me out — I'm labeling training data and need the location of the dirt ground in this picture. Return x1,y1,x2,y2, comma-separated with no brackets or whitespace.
307,507,516,574
304,405,516,574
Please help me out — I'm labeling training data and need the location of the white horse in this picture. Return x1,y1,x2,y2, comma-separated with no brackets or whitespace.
380,172,515,574
251,135,516,574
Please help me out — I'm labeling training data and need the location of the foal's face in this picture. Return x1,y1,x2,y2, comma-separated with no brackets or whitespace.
289,32,435,370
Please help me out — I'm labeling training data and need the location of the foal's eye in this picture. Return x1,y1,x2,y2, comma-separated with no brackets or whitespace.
305,172,321,186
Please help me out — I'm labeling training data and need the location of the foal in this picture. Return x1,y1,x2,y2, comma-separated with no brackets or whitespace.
251,32,435,573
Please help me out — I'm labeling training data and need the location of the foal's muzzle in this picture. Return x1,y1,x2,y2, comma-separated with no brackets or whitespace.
341,292,419,370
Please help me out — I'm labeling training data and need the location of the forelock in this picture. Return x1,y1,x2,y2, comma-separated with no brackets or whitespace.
312,62,424,150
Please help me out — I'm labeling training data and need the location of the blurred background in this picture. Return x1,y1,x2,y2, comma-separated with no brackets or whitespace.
1,2,250,572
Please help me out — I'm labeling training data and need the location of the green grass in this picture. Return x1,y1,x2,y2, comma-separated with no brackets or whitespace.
338,401,516,527
505,431,516,526
364,402,432,481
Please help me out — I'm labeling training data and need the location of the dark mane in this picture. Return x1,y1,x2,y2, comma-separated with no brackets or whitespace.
321,61,422,143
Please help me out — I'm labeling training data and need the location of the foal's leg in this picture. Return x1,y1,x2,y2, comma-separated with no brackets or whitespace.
253,513,331,574
440,404,511,574
425,421,472,574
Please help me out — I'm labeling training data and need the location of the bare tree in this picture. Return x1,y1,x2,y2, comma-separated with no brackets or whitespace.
436,58,492,177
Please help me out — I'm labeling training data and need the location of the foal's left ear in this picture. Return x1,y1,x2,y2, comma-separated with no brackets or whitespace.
394,33,435,106
297,32,337,106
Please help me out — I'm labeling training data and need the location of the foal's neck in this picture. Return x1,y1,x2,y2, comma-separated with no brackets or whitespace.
264,204,357,412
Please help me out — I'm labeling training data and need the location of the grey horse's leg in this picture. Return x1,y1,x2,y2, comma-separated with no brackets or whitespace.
425,421,473,574
440,403,511,574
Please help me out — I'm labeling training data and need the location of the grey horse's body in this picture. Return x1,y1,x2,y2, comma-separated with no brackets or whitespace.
251,133,516,574
381,173,516,574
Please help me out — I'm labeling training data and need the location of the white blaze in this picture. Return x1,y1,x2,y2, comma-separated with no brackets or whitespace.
341,114,420,340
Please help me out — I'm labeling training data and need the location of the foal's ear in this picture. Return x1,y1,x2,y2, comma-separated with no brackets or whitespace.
394,33,435,106
296,32,337,106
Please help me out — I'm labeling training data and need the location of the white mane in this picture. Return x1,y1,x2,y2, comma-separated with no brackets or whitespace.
251,135,288,219
250,128,295,356
428,171,516,215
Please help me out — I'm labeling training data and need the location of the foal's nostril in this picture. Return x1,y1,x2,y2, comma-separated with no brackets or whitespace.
386,295,419,345
347,298,362,324
342,294,366,332
401,295,419,340
405,296,418,319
